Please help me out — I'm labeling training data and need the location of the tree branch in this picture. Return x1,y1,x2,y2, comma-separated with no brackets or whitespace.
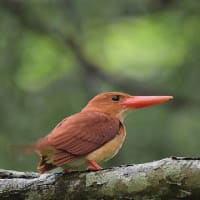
1,157,200,200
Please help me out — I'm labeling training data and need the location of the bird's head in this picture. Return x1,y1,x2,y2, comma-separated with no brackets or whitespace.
82,92,173,121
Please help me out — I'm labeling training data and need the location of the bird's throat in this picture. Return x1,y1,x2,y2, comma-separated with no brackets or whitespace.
116,108,129,122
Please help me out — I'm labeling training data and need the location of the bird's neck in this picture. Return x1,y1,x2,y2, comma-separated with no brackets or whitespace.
81,107,129,122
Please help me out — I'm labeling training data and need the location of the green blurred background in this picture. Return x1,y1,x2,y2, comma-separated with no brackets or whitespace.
0,0,200,172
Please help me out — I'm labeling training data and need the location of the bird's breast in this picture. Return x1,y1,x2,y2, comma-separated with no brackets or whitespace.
86,124,126,162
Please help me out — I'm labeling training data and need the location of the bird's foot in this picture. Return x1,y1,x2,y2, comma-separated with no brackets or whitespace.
88,160,103,170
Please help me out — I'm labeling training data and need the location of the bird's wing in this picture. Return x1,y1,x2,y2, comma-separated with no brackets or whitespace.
47,111,120,166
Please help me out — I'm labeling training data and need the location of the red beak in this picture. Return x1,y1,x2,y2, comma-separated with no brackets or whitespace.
120,96,173,109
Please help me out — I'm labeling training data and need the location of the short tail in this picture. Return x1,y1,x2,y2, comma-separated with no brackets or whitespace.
10,143,36,153
10,137,48,153
10,137,57,173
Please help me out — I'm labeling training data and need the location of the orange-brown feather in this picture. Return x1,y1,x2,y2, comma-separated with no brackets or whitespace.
86,122,126,162
28,91,172,173
34,111,120,171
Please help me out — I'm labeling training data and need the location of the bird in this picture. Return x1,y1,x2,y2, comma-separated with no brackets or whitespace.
26,92,173,173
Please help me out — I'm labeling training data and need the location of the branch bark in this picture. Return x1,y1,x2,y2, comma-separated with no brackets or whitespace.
1,157,200,200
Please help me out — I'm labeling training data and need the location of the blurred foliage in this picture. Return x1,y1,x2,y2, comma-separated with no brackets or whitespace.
0,0,200,172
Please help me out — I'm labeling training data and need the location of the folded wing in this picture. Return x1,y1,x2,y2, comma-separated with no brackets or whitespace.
47,111,120,166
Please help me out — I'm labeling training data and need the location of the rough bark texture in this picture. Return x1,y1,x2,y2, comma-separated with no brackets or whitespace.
1,157,200,200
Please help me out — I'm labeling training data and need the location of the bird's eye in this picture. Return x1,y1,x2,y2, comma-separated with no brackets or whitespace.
112,95,120,101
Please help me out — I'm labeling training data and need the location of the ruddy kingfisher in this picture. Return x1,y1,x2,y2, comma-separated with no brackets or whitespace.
28,92,173,173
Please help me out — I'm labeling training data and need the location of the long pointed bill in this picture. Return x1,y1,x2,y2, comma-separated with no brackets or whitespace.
120,96,173,109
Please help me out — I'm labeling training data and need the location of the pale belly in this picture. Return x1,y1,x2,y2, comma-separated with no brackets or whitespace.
61,125,126,170
86,125,126,162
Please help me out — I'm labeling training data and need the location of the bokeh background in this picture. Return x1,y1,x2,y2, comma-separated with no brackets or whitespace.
0,0,200,172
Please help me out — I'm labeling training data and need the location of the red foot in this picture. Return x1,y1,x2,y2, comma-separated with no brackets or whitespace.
88,160,103,170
